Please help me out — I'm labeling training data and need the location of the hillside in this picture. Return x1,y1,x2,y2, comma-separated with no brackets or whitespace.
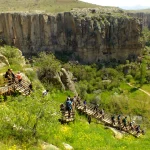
0,1,150,148
1,45,150,149
127,9,150,13
0,0,99,13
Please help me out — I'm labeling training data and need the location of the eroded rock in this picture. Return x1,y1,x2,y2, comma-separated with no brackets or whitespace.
60,68,77,95
0,8,143,63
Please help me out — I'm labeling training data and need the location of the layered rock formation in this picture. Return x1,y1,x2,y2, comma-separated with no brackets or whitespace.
128,12,150,29
0,8,143,63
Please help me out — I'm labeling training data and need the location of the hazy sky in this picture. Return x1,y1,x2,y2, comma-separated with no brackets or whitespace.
80,0,150,9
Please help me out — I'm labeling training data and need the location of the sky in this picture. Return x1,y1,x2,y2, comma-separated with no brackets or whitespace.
80,0,150,10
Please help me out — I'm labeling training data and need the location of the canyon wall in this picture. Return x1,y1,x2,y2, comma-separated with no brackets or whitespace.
128,12,150,29
0,8,143,63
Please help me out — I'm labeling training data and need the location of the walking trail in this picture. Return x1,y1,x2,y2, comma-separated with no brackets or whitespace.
127,83,150,97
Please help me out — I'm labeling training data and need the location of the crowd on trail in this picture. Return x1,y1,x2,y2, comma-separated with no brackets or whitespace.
110,114,145,135
60,96,145,136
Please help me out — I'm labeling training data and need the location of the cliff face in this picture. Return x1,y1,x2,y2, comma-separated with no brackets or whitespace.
128,13,150,29
0,8,143,63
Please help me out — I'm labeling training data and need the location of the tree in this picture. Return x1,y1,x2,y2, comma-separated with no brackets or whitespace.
140,60,146,86
34,52,61,80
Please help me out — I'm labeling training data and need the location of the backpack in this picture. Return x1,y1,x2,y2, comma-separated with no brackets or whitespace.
122,118,126,124
66,100,72,110
111,116,115,120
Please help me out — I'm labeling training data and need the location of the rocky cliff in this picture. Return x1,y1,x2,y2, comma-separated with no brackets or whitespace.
128,12,150,29
0,8,143,63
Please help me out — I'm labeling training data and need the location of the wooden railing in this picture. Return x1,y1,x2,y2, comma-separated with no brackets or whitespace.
0,79,31,96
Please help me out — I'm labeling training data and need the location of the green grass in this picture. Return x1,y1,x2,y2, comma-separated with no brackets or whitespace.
140,84,150,93
0,0,99,13
120,83,150,101
0,82,150,149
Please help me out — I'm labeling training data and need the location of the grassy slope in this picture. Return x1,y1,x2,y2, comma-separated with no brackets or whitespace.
1,68,150,149
1,91,150,150
0,0,98,13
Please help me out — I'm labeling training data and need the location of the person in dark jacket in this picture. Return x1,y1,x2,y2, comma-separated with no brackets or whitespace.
66,97,72,118
5,69,15,84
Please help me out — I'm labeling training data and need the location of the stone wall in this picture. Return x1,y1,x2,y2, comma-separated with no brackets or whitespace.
0,9,143,63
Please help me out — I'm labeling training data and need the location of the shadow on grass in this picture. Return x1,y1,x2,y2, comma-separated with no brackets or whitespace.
130,87,138,93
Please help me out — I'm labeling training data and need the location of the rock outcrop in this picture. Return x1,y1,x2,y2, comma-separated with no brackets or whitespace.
53,68,77,95
0,8,143,63
0,53,10,69
128,12,150,29
60,68,77,95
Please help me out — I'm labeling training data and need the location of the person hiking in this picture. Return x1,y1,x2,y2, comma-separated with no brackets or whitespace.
76,95,81,106
117,115,122,130
93,104,99,116
117,115,121,125
16,71,22,85
122,116,127,130
28,82,33,93
141,129,145,135
83,100,87,111
5,69,15,84
42,90,49,96
100,109,105,119
72,96,77,110
87,115,91,124
66,97,72,118
129,121,135,131
135,125,141,135
93,104,99,112
60,103,65,111
111,115,115,125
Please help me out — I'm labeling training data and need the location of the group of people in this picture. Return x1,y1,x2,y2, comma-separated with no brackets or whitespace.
60,97,144,136
111,115,144,135
4,69,22,85
93,105,105,119
60,95,81,118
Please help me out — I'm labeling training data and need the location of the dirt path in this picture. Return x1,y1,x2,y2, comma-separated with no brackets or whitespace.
127,83,150,97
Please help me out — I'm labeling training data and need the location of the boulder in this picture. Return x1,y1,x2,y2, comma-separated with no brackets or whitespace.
41,142,60,150
62,143,73,150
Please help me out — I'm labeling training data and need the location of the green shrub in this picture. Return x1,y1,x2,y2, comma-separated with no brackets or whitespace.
126,74,133,82
0,46,25,71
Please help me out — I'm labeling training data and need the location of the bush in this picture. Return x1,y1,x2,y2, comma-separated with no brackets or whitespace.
34,52,62,89
126,74,133,82
0,46,25,70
